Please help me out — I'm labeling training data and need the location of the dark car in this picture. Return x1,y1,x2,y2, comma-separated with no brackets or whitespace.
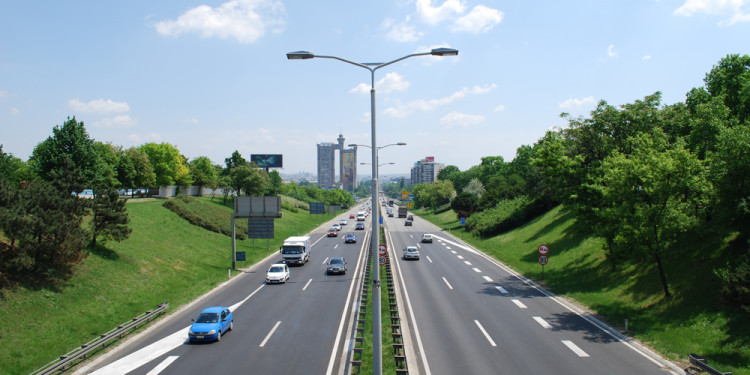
356,222,365,230
345,233,357,243
405,219,413,226
407,215,414,221
188,306,233,342
327,228,338,237
327,257,347,275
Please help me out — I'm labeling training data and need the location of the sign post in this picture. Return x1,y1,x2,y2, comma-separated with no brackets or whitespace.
378,244,387,266
537,244,550,281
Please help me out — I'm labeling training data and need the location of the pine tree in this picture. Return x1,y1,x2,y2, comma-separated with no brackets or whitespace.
91,188,131,247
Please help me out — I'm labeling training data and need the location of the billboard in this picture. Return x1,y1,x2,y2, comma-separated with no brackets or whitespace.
251,154,283,168
425,156,435,163
341,151,355,189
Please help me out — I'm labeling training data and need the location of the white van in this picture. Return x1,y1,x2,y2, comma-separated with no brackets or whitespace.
356,212,366,221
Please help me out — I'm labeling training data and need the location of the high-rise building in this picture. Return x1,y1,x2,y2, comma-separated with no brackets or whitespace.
316,133,358,190
410,156,444,185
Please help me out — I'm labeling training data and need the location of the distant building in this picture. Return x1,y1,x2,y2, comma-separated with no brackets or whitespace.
316,133,358,190
410,156,444,185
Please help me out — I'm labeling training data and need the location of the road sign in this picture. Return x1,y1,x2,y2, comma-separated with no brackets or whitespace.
379,256,388,265
378,245,387,256
538,255,548,265
235,251,246,261
538,244,549,255
401,191,409,200
460,217,466,226
407,202,413,209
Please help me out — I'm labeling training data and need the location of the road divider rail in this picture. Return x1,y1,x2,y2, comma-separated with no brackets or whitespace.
30,302,169,375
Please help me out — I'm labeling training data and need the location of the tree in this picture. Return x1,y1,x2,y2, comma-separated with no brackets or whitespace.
225,150,249,170
267,170,283,196
463,177,485,199
117,147,156,195
0,145,31,187
92,142,120,189
30,117,98,193
704,54,750,124
91,188,131,247
230,165,269,196
139,143,190,186
190,156,219,195
437,165,460,181
594,129,713,297
451,192,478,219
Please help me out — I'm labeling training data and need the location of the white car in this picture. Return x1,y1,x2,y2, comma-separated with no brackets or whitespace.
332,223,341,231
421,234,433,243
403,246,420,260
266,263,290,284
340,219,348,226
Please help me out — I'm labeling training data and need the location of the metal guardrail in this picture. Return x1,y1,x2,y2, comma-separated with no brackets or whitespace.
30,302,169,375
688,353,732,375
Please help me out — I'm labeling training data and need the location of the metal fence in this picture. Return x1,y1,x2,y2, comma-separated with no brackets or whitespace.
30,302,169,375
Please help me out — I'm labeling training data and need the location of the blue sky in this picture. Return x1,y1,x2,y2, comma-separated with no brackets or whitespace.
2,0,749,176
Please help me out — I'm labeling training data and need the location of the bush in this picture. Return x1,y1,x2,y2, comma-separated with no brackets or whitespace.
162,195,246,240
466,196,550,237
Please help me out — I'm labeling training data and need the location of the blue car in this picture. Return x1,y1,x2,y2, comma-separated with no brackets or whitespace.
188,306,233,342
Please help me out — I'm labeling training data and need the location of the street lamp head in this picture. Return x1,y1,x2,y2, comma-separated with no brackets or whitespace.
430,47,459,56
396,142,407,146
287,51,315,60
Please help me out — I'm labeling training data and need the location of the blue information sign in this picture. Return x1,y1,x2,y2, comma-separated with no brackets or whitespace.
460,217,466,226
236,251,246,261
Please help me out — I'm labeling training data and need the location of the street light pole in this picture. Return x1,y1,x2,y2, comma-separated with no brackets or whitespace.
288,48,457,375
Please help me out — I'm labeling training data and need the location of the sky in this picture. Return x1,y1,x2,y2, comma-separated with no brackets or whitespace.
1,0,749,177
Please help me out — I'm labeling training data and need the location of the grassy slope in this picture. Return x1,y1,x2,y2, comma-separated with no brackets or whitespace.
415,205,750,375
0,197,330,375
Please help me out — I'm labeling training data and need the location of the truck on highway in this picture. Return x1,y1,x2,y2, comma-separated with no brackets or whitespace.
398,206,408,218
280,236,311,265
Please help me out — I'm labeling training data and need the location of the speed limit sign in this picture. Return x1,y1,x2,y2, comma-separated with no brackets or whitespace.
379,256,388,265
538,255,549,265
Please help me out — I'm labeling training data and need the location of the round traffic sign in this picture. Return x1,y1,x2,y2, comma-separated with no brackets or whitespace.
378,245,387,256
538,244,549,255
538,255,549,265
379,256,388,265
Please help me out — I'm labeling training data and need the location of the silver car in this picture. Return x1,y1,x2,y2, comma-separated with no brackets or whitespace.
403,246,420,260
326,257,347,275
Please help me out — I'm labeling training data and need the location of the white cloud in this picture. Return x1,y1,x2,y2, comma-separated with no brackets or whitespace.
185,117,199,124
128,132,162,143
0,90,9,98
440,112,485,128
451,5,503,33
384,16,423,42
493,104,505,112
674,0,750,25
93,115,137,128
642,54,652,61
558,96,596,109
68,98,130,113
416,0,466,24
383,84,497,117
10,107,20,116
607,44,619,58
350,72,411,94
154,0,286,44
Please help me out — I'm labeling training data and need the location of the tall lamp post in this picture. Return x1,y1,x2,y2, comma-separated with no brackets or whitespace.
287,48,457,375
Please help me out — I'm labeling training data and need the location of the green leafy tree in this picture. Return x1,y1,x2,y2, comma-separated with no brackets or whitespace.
594,129,713,297
30,117,98,193
225,150,249,170
0,145,31,187
463,177,485,199
704,54,750,124
91,188,131,247
139,142,191,186
451,191,478,219
190,156,219,195
230,165,269,196
92,142,120,189
117,147,156,195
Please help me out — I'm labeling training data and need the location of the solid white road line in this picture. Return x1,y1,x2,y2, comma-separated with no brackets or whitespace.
474,320,497,347
495,286,508,294
259,321,281,347
146,356,179,375
426,255,433,263
533,316,552,329
483,276,493,282
472,268,481,273
322,257,329,264
442,277,454,290
302,278,313,291
512,299,527,309
562,340,590,357
88,284,266,375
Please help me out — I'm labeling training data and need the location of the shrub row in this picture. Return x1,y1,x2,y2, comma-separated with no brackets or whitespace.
466,195,549,237
162,195,247,240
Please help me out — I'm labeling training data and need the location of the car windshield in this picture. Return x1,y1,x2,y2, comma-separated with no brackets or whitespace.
269,266,284,273
196,312,219,323
281,246,301,254
330,259,343,264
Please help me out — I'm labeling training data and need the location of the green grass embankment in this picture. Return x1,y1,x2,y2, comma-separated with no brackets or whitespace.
0,196,330,375
415,205,750,375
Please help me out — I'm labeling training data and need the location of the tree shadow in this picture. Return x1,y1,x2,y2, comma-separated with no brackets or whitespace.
90,243,120,261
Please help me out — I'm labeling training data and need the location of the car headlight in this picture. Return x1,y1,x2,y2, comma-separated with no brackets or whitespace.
208,330,216,335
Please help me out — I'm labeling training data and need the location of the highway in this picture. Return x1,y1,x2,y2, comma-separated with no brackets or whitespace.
75,208,371,375
383,208,681,375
